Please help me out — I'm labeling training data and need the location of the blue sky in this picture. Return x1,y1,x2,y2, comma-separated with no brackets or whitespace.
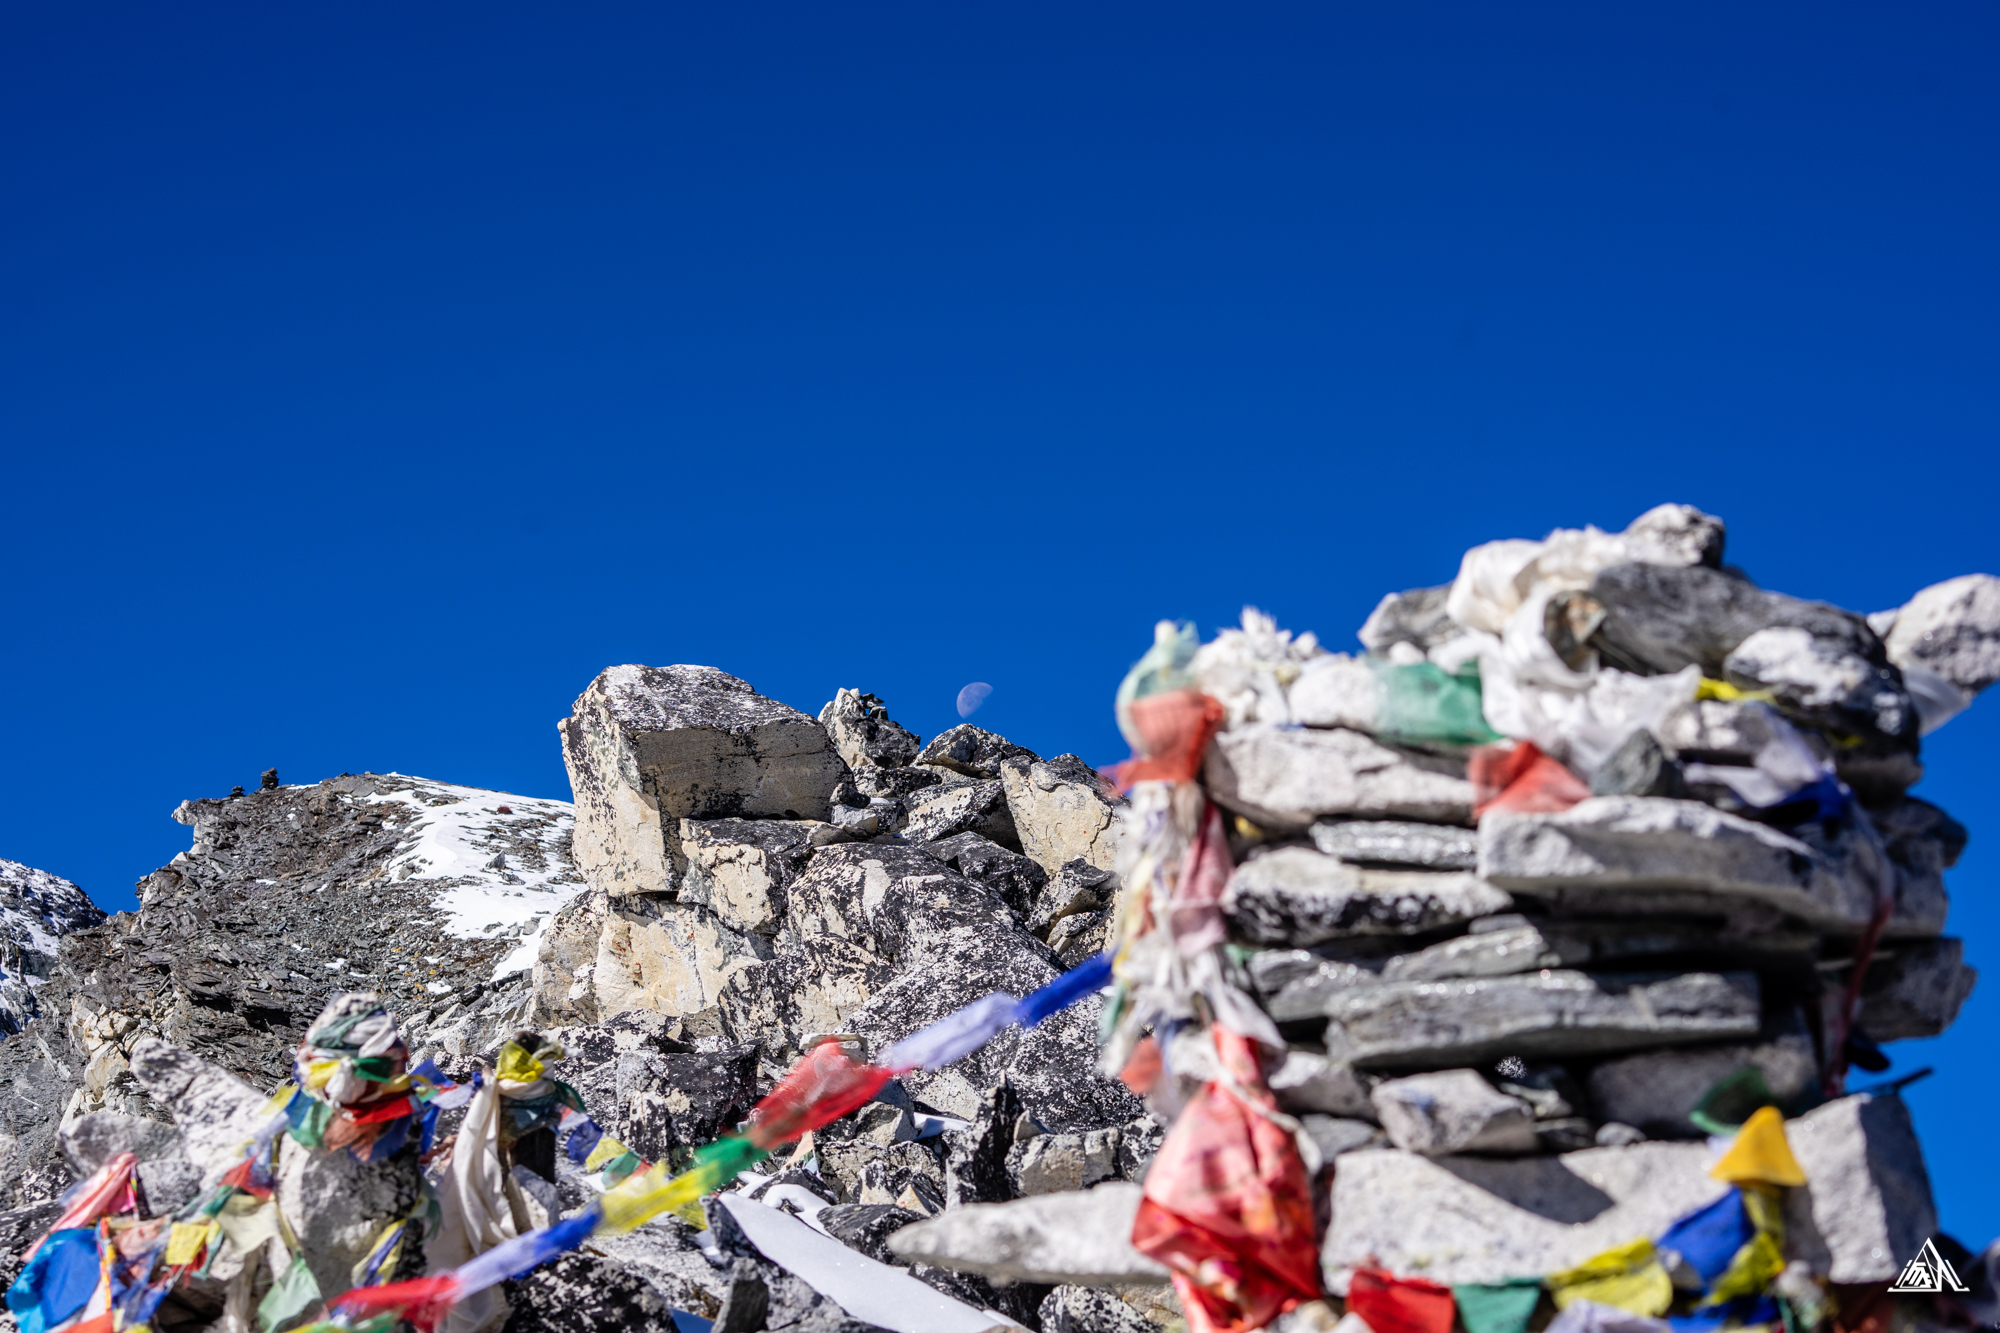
2,3,1996,1241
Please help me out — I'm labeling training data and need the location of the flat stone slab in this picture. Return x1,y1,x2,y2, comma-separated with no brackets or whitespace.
1322,1094,1933,1289
1480,796,1945,937
1206,725,1475,832
1225,847,1511,946
1318,969,1761,1068
887,1182,1172,1286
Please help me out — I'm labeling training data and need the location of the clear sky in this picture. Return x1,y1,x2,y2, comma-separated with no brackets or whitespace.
3,3,1996,1243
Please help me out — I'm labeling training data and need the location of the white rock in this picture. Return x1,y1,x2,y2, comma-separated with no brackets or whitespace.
1881,573,2000,695
560,665,846,898
1001,756,1122,876
1288,656,1380,731
887,1182,1172,1285
1371,1070,1538,1156
1206,725,1474,832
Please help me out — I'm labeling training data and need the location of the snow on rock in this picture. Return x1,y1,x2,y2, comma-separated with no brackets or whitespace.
367,780,586,979
0,860,104,1035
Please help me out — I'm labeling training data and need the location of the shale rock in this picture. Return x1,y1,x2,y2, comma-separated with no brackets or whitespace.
1587,563,1885,681
1318,969,1761,1068
1858,937,1977,1041
1002,755,1123,876
819,689,922,771
57,1109,182,1176
125,1036,270,1182
1479,797,1943,936
561,665,845,898
1205,726,1475,831
1225,847,1510,946
887,1182,1173,1285
918,725,1039,780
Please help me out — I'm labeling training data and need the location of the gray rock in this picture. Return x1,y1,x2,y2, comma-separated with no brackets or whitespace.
1783,1094,1938,1283
1007,1128,1121,1196
1589,730,1685,800
561,664,846,898
820,1202,927,1265
1002,755,1123,876
848,764,945,800
57,1109,182,1176
1371,1070,1538,1156
1318,969,1761,1068
887,1182,1173,1285
1311,820,1479,872
899,780,1019,850
125,1037,271,1183
1358,585,1459,654
1268,1051,1378,1119
502,1250,676,1333
917,725,1039,780
1859,937,1977,1041
1588,562,1884,680
1206,726,1475,832
1479,797,1938,937
613,1044,761,1163
719,936,897,1061
1874,796,1968,875
275,1126,424,1301
1880,573,2000,695
1622,503,1728,569
920,833,1047,921
1298,1116,1384,1161
681,819,834,937
1047,910,1111,967
1225,847,1511,946
1288,656,1380,732
1587,1022,1820,1138
134,1155,204,1217
818,689,922,770
1257,956,1382,1024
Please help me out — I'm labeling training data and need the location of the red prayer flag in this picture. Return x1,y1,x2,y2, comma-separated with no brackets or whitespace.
1348,1267,1456,1333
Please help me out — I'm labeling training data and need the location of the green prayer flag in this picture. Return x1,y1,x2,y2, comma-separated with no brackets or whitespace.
257,1254,323,1333
1453,1281,1543,1333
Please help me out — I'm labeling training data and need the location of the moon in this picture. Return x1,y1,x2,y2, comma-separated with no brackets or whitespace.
956,682,994,719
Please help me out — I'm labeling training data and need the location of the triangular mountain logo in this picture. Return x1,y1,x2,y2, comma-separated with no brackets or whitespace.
1887,1238,1970,1294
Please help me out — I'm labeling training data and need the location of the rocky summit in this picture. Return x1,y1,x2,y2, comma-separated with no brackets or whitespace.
0,504,1996,1333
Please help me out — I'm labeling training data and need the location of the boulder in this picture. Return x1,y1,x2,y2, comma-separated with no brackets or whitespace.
1205,726,1475,832
1006,1128,1121,1196
1721,627,1916,752
1225,846,1511,946
1288,656,1380,732
719,938,896,1058
899,780,1019,850
919,833,1048,921
1858,937,1977,1041
57,1109,182,1177
560,665,846,898
501,1251,677,1333
1298,1116,1384,1162
1002,755,1123,876
818,689,922,770
1480,797,1945,937
1323,1092,1926,1290
1782,1094,1938,1283
886,1182,1173,1285
918,725,1039,780
1317,969,1761,1068
1586,1022,1819,1138
1028,860,1118,936
680,818,838,937
590,898,766,1022
1370,1070,1538,1156
1311,820,1479,872
612,1044,761,1162
1879,573,2000,695
125,1037,270,1184
275,1130,424,1301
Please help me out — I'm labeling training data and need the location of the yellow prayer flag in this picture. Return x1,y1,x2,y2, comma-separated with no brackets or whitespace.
496,1041,544,1084
1548,1238,1675,1316
165,1221,217,1267
1706,1232,1786,1305
1710,1107,1806,1188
